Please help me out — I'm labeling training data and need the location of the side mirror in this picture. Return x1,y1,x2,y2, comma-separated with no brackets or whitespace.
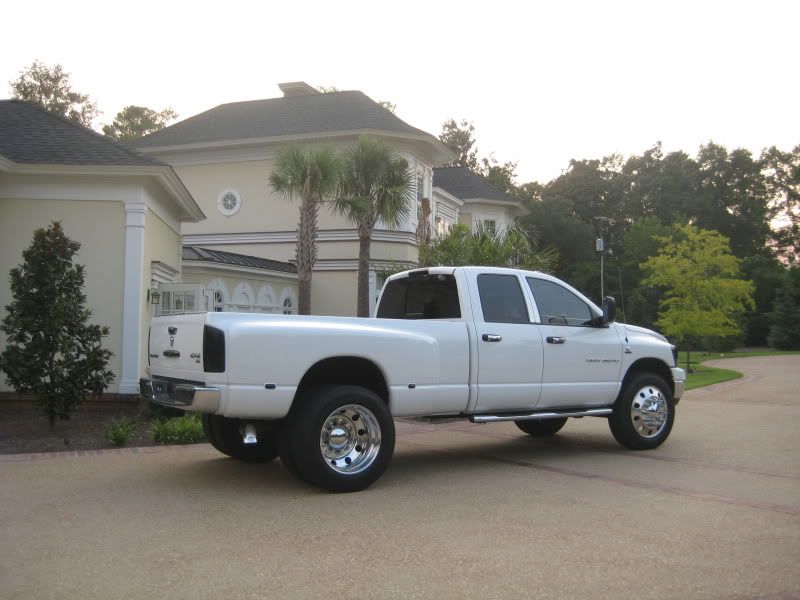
600,296,616,325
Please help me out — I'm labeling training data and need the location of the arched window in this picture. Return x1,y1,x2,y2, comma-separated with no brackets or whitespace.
233,282,254,312
282,297,293,315
256,285,277,314
205,279,229,312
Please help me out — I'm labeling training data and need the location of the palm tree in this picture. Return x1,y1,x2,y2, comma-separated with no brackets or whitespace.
270,145,340,315
333,136,414,317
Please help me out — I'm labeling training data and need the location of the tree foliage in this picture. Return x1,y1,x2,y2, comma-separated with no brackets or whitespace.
641,224,754,366
9,61,99,127
102,105,178,141
762,145,800,263
270,146,340,314
332,136,412,317
419,224,558,273
0,222,114,424
768,268,800,349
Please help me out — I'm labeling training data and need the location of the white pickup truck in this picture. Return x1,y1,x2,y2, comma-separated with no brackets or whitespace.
141,266,685,492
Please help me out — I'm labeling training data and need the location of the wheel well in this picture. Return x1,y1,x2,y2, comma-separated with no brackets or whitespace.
294,357,389,406
622,358,674,395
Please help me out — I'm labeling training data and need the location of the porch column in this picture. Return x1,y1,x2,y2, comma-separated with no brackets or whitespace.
119,202,147,394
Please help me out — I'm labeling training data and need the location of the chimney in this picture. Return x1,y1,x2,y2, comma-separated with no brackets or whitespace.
278,82,320,97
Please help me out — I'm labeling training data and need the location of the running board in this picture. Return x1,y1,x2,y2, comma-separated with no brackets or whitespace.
470,408,613,424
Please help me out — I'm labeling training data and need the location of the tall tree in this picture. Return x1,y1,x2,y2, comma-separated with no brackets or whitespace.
694,142,770,258
768,267,800,349
762,145,800,263
641,224,754,369
9,61,99,128
0,222,114,425
333,136,413,317
439,118,480,171
270,146,340,314
103,105,178,141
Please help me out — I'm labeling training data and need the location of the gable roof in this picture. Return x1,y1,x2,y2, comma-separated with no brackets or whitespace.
130,91,435,149
433,166,514,203
182,246,297,275
0,100,163,166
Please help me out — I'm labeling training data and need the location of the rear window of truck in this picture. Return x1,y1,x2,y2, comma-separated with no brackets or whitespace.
376,274,461,319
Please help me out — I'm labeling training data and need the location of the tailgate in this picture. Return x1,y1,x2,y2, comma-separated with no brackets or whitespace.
148,313,208,374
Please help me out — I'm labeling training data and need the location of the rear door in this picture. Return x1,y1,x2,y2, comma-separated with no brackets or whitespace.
466,271,544,412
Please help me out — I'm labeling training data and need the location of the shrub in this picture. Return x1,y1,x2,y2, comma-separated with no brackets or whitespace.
151,414,205,444
105,417,137,447
0,222,115,425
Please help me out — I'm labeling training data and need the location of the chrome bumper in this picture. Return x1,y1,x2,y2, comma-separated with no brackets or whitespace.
139,377,220,413
671,367,686,401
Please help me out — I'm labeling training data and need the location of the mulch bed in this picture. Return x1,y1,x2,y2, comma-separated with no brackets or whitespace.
0,399,178,454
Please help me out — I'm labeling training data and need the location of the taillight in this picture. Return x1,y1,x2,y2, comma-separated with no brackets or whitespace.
203,325,225,373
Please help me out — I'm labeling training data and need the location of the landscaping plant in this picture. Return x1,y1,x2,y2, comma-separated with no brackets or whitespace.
0,222,114,425
151,414,205,444
105,417,137,447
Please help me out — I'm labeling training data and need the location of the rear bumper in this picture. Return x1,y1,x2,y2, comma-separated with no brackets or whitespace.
671,367,686,401
139,377,220,413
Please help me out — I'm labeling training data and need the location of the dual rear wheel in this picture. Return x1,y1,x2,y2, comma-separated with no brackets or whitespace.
204,385,395,493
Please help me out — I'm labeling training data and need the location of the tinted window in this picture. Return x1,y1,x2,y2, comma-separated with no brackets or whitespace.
376,274,461,319
527,278,593,326
477,274,529,324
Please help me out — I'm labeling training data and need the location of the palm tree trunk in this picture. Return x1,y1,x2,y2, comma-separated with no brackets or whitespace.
356,225,372,317
296,185,318,315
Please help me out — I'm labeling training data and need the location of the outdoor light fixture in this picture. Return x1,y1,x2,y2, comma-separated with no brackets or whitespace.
147,288,161,304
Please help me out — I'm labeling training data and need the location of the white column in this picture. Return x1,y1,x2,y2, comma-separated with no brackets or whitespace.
119,202,147,394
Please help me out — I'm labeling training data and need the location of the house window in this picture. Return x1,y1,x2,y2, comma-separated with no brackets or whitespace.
212,290,224,312
483,220,497,235
282,297,293,315
217,189,241,217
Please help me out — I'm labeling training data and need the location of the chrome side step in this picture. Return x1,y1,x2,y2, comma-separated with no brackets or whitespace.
470,407,613,424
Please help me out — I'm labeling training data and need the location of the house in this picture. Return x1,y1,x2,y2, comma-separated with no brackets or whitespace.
0,84,526,397
432,165,528,235
0,100,208,395
128,82,522,315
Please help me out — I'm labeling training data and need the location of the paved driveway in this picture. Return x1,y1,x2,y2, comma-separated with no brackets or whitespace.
1,357,799,599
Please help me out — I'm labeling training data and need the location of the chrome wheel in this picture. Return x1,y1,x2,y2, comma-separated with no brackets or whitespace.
319,404,381,475
630,385,669,438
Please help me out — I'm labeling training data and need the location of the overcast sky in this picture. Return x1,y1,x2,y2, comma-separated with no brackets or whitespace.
2,0,797,183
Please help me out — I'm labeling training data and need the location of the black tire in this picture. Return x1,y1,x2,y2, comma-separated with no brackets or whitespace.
276,421,305,481
202,413,228,455
285,385,395,493
203,414,279,462
609,373,675,450
514,417,568,437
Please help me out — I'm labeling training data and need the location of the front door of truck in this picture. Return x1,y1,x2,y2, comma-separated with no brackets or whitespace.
468,272,544,412
525,277,623,408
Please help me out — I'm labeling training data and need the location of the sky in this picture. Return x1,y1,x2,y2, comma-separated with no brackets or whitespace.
2,0,798,183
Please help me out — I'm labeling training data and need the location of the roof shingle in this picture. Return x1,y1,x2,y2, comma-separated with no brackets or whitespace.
433,166,513,203
0,100,164,166
129,91,434,148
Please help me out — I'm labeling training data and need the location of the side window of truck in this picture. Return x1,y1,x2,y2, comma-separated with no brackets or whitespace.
477,274,529,324
527,277,593,326
376,274,461,319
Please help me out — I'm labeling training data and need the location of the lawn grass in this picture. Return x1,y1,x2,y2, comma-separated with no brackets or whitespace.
676,349,800,390
685,365,743,390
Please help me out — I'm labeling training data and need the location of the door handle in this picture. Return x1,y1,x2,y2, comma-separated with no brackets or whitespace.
482,334,503,342
546,336,566,344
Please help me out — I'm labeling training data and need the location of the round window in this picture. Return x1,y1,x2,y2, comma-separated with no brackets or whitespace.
217,190,241,216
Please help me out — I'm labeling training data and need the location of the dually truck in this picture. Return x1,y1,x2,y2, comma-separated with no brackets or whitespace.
141,266,685,492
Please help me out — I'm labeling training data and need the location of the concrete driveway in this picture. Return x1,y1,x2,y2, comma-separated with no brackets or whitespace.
1,356,799,600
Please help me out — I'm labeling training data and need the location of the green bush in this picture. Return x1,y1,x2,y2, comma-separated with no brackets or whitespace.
151,414,206,444
105,417,137,447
